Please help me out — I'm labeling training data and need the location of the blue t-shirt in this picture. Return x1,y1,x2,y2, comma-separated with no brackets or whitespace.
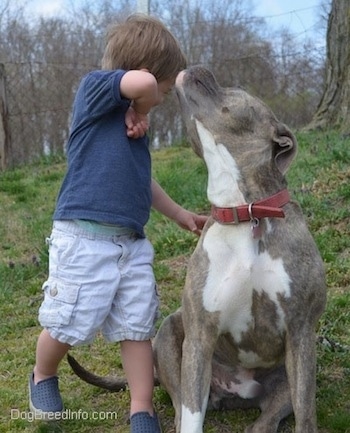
53,70,152,237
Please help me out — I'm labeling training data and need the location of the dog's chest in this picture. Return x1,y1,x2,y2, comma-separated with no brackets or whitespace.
202,223,291,345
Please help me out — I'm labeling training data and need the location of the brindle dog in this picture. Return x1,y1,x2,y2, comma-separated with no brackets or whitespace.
68,66,326,433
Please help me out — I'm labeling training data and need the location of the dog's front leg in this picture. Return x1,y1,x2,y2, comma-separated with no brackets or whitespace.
285,324,318,433
180,316,218,433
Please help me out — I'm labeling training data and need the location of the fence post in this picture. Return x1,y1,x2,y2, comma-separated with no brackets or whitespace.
0,63,11,170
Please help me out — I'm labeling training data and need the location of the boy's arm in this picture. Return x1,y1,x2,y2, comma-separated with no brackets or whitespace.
151,179,208,236
120,70,160,113
120,70,159,138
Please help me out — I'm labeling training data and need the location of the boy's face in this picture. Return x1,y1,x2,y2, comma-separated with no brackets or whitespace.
156,77,176,105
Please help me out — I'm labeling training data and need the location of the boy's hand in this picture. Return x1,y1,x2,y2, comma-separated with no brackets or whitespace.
125,106,149,138
174,209,208,236
151,180,208,236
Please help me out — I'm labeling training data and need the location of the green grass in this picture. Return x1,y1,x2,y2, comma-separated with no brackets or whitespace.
0,131,349,432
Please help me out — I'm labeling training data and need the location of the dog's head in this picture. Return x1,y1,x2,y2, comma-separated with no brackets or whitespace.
175,66,297,176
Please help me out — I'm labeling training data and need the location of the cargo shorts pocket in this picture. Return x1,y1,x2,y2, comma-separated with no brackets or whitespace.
38,278,81,327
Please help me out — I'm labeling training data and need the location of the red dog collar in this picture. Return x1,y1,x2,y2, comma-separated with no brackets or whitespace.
211,189,290,224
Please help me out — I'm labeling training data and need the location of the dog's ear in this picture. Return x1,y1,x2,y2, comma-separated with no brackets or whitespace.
272,123,297,174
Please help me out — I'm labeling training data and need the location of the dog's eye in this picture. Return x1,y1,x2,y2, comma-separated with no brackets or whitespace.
222,107,229,114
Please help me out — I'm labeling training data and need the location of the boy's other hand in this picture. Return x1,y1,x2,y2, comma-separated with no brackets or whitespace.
125,106,149,138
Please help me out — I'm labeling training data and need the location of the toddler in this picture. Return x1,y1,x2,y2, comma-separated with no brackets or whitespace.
29,14,207,433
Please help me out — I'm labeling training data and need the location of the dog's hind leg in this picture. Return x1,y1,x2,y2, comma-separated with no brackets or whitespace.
244,366,292,433
153,310,184,432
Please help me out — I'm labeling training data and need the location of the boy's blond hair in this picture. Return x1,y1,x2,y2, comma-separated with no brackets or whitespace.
101,14,187,81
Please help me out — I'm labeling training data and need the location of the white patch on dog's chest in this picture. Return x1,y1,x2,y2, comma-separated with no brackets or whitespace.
195,119,291,343
202,224,291,342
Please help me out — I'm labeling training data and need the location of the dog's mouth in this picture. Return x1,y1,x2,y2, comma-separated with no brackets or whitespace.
175,66,223,159
176,66,220,103
175,66,222,133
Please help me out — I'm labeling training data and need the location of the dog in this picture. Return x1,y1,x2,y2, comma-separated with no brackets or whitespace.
68,66,327,433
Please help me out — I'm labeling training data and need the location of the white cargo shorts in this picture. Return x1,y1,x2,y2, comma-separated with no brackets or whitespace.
38,220,159,346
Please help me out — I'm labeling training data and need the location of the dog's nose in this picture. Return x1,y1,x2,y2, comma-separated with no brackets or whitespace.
176,70,186,85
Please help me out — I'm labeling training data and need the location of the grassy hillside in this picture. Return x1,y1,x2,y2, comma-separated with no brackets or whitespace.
0,131,349,433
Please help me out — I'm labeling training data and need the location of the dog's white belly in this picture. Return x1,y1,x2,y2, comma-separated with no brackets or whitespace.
202,223,291,344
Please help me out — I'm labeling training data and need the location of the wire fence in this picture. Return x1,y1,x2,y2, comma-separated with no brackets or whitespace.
0,0,329,170
0,61,99,169
0,55,324,170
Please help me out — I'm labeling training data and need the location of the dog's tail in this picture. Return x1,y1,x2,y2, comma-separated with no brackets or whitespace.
67,354,160,392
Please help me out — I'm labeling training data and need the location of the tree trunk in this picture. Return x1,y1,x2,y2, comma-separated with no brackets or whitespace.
0,64,11,170
307,0,350,133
